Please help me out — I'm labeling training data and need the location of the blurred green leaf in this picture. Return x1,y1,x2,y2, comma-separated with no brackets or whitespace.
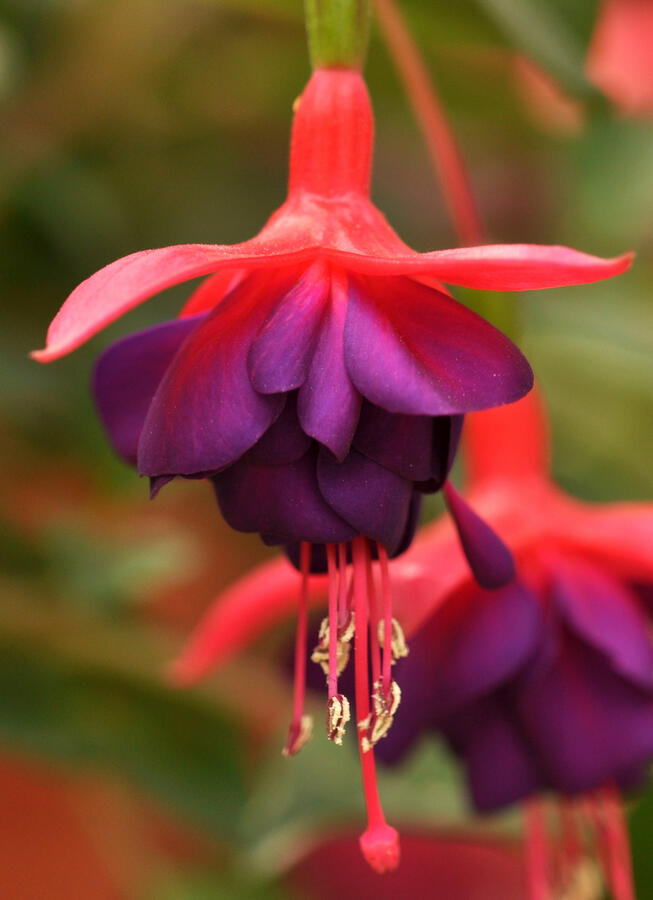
628,785,653,899
39,519,199,616
239,725,517,876
145,867,289,900
472,0,593,96
0,592,246,835
523,280,653,501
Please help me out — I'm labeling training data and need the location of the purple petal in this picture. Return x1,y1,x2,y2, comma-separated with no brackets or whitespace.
212,451,356,544
248,265,328,394
353,403,434,481
138,272,289,478
614,762,648,792
316,448,413,553
434,581,540,710
298,277,361,460
434,414,464,486
393,492,423,557
551,557,653,690
344,275,533,416
378,581,539,730
92,315,205,465
416,415,464,492
444,700,543,812
443,482,515,589
283,494,422,573
516,635,653,794
243,394,311,465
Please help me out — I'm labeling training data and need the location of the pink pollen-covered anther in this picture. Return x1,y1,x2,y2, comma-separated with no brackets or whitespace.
359,823,401,874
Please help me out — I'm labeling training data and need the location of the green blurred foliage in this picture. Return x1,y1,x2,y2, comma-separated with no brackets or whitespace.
0,0,652,897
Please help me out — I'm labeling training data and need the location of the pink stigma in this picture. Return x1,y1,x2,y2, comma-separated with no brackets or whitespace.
289,536,405,871
359,823,401,874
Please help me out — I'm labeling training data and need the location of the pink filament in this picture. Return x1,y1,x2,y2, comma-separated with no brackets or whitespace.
325,543,339,698
337,542,349,628
525,799,551,900
378,545,393,698
289,542,311,739
558,799,582,871
366,551,381,688
598,785,635,900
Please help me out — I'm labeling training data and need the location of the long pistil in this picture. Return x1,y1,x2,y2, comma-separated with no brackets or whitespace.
378,544,393,698
337,542,349,628
366,549,382,688
352,536,399,874
326,543,339,699
283,541,313,756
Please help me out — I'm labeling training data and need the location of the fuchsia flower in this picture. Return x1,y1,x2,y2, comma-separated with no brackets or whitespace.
34,68,630,562
175,389,653,884
375,391,653,815
34,63,634,872
587,0,653,116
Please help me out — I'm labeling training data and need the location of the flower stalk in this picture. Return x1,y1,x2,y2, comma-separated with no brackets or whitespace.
373,0,522,342
305,0,371,69
374,0,482,246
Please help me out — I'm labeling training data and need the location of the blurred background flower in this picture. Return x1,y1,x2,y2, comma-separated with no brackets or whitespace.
2,0,652,896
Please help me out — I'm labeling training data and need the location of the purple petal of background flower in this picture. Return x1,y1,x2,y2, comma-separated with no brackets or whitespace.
551,557,653,690
443,482,515,588
516,634,653,793
444,699,544,812
376,581,540,766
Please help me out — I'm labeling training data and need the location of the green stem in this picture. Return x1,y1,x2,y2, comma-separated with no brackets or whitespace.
305,0,371,69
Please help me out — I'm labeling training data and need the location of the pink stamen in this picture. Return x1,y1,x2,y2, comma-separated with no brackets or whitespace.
584,795,610,882
366,550,381,688
559,798,582,870
525,799,551,900
337,542,349,628
284,541,311,755
325,543,339,698
378,544,393,698
352,536,400,874
598,785,635,900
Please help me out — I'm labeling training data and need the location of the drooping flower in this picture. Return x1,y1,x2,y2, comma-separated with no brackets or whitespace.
180,388,653,884
34,60,633,872
34,68,631,564
586,0,653,116
373,391,653,811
